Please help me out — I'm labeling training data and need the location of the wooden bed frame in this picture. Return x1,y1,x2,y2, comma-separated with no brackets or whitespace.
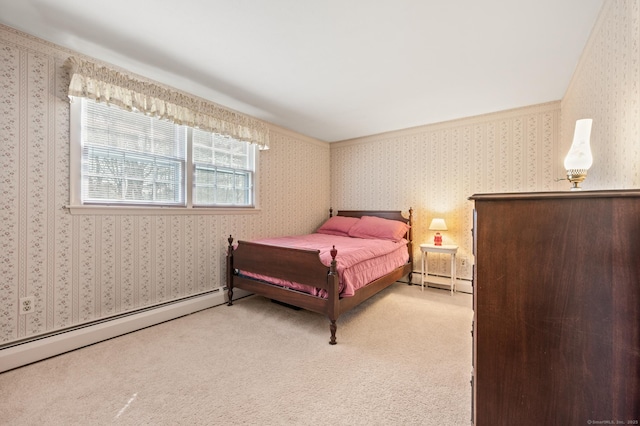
226,209,413,344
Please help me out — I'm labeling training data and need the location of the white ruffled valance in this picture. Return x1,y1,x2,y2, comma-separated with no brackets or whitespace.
65,57,269,149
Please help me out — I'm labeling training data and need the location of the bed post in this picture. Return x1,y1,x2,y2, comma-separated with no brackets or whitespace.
328,245,339,345
226,235,234,306
407,207,414,283
407,207,413,262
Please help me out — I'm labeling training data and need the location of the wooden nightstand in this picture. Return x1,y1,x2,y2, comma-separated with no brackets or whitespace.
420,243,458,295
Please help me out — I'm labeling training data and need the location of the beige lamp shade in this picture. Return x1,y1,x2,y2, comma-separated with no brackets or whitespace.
429,218,448,231
563,118,593,190
564,119,593,170
429,218,447,246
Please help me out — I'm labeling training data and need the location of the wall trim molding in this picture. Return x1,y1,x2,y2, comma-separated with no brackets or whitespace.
268,123,330,148
332,101,562,147
0,289,250,373
408,271,472,294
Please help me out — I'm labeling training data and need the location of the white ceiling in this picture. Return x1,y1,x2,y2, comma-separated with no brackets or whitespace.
0,0,604,142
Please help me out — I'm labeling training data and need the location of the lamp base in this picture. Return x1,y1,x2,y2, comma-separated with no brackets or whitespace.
566,169,588,191
433,233,442,246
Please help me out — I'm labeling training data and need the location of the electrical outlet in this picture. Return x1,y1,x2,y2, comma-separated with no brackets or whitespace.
19,296,35,314
460,257,468,267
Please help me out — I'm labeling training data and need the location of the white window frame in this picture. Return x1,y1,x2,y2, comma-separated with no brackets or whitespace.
69,97,260,215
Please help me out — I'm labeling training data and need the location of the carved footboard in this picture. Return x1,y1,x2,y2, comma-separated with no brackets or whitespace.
226,207,414,345
226,236,342,344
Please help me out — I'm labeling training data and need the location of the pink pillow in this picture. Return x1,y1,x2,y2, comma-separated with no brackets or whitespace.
347,215,410,241
316,216,360,237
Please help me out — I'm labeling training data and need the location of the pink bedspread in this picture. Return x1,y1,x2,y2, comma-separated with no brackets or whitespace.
243,233,409,297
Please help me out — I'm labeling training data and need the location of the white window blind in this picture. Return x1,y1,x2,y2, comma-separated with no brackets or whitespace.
192,129,254,206
80,98,187,205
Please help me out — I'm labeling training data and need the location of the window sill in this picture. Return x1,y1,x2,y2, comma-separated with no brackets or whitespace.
66,205,261,215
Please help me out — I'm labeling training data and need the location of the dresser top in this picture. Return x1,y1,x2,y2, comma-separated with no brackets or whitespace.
469,189,640,201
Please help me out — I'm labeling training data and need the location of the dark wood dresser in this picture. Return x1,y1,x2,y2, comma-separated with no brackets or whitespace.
469,190,640,425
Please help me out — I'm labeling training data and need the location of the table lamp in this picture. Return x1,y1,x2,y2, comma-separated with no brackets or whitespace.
564,119,593,190
429,218,447,246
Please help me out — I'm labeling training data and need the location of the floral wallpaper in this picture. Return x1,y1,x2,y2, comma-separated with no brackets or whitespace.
0,25,330,344
330,102,562,283
561,0,640,188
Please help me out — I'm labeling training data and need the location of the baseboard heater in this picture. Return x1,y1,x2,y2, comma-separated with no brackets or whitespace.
0,288,250,373
408,270,473,294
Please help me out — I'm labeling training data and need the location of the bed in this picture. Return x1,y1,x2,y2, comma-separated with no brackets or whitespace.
226,208,413,344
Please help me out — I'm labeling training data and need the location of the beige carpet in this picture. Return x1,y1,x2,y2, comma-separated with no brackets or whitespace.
0,283,473,425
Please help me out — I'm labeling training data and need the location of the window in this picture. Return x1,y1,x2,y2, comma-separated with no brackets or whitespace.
70,97,256,211
192,129,253,206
